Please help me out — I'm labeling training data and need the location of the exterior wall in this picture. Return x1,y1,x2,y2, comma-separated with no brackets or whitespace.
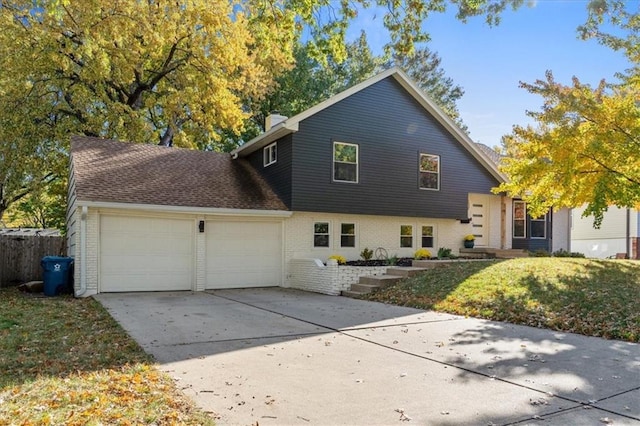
571,205,638,258
552,208,571,252
285,78,500,219
289,259,387,295
66,161,78,258
83,209,100,296
195,215,206,291
511,200,553,252
283,211,477,289
247,134,293,206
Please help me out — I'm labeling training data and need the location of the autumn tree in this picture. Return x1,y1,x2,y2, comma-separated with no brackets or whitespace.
496,0,640,226
224,34,467,150
0,0,524,224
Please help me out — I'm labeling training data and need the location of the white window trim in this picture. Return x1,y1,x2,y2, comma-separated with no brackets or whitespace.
419,153,440,191
513,201,526,239
400,224,414,248
263,142,277,167
420,224,436,248
340,222,357,248
333,141,359,183
313,221,331,248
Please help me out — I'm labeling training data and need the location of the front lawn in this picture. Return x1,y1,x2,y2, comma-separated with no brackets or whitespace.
364,258,640,342
0,287,214,425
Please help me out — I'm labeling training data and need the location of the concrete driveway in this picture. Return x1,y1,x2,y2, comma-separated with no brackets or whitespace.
96,288,640,425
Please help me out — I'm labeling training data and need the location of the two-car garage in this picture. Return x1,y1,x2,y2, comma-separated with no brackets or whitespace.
99,214,282,293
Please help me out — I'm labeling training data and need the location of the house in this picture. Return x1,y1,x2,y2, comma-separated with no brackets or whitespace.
67,67,570,297
571,205,639,258
473,143,572,254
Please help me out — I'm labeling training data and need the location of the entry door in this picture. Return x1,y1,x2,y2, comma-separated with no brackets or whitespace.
469,197,489,247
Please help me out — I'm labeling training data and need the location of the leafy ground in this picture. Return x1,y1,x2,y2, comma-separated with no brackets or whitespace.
0,287,214,425
364,258,640,342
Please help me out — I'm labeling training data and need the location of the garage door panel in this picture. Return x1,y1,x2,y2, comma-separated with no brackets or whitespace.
206,221,282,289
100,216,194,292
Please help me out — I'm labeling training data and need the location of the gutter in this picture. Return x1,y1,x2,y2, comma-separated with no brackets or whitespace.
77,200,292,218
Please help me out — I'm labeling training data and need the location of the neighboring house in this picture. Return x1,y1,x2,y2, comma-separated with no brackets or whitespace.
571,205,639,259
67,67,570,296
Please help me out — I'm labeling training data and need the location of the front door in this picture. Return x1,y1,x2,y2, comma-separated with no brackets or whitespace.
469,195,489,247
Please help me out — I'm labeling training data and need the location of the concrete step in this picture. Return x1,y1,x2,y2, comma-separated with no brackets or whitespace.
458,248,497,259
411,260,456,268
459,248,529,259
358,275,403,286
349,283,381,294
385,267,429,278
494,249,529,258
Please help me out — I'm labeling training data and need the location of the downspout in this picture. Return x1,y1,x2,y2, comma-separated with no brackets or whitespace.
626,208,631,259
75,205,88,297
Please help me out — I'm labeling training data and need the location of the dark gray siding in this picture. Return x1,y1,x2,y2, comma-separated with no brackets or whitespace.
247,134,293,207
289,77,500,219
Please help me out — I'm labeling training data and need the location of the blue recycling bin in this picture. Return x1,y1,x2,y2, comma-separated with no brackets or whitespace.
41,256,73,296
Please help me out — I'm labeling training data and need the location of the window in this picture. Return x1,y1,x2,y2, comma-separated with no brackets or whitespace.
400,225,413,248
513,201,526,238
341,223,356,247
421,225,434,248
531,214,547,239
263,142,277,167
314,222,330,247
419,154,440,190
333,142,358,183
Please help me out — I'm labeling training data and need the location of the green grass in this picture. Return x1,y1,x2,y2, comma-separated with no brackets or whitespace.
0,287,215,425
364,258,640,342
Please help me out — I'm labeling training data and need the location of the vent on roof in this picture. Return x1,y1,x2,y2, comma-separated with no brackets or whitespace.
265,112,287,131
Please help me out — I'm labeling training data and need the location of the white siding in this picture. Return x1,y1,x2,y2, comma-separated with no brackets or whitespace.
66,161,78,259
571,205,638,258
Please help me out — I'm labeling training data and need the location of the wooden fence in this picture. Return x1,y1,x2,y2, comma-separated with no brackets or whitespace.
0,231,65,287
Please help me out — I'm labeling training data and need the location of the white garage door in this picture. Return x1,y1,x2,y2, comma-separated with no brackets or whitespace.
206,221,282,289
100,215,194,292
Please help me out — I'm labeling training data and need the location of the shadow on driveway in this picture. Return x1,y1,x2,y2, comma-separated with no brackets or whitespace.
96,288,640,425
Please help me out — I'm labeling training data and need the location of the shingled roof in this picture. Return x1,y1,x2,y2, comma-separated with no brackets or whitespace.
474,143,504,167
70,136,288,211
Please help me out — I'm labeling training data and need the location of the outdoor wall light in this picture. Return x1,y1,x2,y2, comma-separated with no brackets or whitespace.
459,218,472,224
198,220,205,233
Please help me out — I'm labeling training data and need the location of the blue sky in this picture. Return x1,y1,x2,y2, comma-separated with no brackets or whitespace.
348,0,631,147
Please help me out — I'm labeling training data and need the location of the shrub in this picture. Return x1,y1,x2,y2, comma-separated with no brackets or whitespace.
328,255,346,265
552,249,586,258
360,247,374,261
464,234,475,242
414,248,431,260
531,249,551,257
437,247,453,258
386,254,399,266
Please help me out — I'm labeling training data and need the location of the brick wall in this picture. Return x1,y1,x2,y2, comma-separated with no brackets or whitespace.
289,258,387,295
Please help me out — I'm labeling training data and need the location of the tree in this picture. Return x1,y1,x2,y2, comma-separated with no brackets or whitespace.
0,0,523,223
392,47,467,132
228,34,467,149
495,1,640,226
